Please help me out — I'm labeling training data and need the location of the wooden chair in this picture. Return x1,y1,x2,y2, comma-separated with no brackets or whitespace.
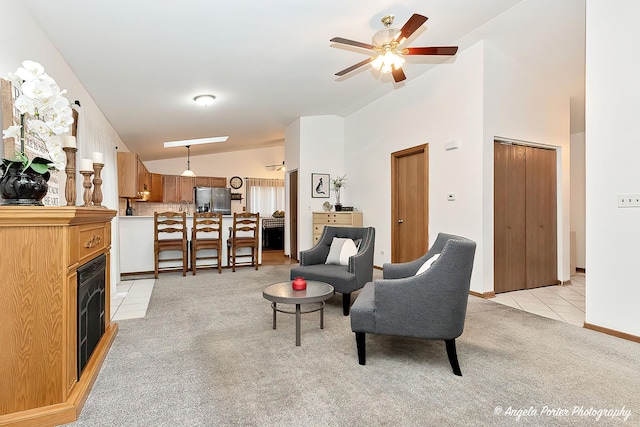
154,211,188,278
227,212,260,272
191,212,223,275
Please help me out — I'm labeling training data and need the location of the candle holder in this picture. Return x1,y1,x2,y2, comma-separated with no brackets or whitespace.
63,146,77,206
80,170,94,207
92,163,105,208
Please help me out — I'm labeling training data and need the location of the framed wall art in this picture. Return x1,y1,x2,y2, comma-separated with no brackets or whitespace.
311,173,330,198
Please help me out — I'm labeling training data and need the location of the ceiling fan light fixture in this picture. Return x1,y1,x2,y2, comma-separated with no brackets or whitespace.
371,51,405,74
193,94,216,107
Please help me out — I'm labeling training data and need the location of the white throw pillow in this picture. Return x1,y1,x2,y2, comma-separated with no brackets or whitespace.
415,253,441,275
326,237,358,266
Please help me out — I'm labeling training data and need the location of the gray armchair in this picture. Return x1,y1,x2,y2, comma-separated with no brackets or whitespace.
350,233,476,376
290,226,375,316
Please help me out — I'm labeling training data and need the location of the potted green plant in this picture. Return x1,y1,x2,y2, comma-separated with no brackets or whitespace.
1,60,73,205
332,174,347,211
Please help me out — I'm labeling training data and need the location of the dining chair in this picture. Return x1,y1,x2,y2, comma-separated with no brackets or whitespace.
154,211,188,278
227,212,260,272
191,212,223,275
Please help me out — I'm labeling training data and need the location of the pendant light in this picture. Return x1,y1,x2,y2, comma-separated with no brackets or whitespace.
181,145,196,177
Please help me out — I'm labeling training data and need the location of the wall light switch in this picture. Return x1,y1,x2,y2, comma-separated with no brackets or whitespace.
617,194,640,207
447,193,456,201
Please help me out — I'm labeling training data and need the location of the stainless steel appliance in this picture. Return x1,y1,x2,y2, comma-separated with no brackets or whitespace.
194,187,231,215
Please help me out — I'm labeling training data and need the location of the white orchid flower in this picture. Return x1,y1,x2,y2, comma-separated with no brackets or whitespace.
45,136,66,171
2,125,22,140
28,118,53,140
14,96,36,115
15,60,45,81
21,79,53,101
4,60,74,174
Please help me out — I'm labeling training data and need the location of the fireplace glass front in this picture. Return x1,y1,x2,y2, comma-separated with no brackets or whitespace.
77,253,106,378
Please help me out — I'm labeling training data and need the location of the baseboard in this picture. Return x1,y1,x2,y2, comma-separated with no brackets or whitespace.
469,290,496,299
373,265,383,270
561,279,572,285
576,267,586,273
583,322,640,343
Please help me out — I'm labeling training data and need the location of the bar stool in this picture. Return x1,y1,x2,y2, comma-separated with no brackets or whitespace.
191,212,223,275
227,212,260,272
154,211,188,278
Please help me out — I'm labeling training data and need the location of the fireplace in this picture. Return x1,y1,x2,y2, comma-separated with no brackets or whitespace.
77,253,106,378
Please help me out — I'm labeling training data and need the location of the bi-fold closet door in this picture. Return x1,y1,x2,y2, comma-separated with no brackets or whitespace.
494,141,558,293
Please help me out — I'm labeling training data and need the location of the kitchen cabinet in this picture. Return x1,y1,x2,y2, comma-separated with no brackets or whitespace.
195,176,227,187
117,152,151,199
148,173,163,202
163,175,195,203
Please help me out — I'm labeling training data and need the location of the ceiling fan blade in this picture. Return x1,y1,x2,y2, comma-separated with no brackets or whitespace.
395,13,428,45
392,65,406,83
330,37,375,51
405,46,459,56
335,57,374,76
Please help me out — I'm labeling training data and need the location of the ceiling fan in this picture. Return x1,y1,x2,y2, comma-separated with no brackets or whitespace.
330,13,458,83
266,161,285,171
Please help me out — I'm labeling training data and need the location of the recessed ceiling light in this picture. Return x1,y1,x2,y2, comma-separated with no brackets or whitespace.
193,94,216,106
163,136,229,148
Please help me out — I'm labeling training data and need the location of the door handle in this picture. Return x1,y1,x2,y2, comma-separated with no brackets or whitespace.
398,219,404,224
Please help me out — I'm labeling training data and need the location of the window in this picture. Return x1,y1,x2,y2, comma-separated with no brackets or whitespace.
245,178,285,216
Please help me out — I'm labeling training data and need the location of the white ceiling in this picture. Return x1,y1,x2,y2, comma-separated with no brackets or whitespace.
24,0,523,161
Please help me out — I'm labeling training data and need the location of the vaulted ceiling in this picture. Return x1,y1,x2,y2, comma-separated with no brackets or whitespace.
24,1,526,161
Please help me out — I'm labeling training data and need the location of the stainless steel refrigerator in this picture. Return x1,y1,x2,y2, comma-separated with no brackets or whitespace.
194,187,231,215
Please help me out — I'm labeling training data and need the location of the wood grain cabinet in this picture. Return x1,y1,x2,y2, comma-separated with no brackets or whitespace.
117,152,151,198
162,175,195,203
195,176,226,187
312,211,363,244
148,173,164,202
0,207,117,426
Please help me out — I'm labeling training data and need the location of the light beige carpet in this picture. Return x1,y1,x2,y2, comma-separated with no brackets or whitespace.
63,265,639,426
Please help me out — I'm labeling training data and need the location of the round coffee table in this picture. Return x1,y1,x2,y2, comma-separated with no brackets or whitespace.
262,281,334,346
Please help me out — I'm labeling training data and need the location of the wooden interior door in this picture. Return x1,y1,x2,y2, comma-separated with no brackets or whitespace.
525,146,557,287
494,143,527,293
494,142,557,293
391,145,429,263
289,170,298,261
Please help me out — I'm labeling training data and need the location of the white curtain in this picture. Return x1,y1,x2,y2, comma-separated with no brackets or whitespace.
75,111,118,210
246,178,285,216
75,107,120,301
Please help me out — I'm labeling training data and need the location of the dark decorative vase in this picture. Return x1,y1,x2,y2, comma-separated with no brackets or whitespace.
334,204,343,212
0,163,50,206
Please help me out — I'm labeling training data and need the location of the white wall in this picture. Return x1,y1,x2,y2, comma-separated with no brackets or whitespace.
284,119,301,257
290,115,344,254
479,0,583,289
2,0,127,296
585,0,640,336
570,132,586,269
342,0,582,294
344,42,485,281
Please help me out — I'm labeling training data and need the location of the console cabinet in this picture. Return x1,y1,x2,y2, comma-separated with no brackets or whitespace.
0,207,117,426
312,211,363,244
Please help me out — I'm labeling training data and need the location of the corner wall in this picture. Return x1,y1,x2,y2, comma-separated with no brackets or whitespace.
584,0,640,336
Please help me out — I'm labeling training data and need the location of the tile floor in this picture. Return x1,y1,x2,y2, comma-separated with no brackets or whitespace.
110,272,587,326
111,278,155,321
491,273,586,326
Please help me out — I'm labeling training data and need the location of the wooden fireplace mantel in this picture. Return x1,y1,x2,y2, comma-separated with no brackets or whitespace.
0,206,118,427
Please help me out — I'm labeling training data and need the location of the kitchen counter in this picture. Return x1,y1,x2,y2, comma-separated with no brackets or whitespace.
119,215,262,274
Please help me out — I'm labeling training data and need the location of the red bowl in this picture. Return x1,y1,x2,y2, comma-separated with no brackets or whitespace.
292,276,307,290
